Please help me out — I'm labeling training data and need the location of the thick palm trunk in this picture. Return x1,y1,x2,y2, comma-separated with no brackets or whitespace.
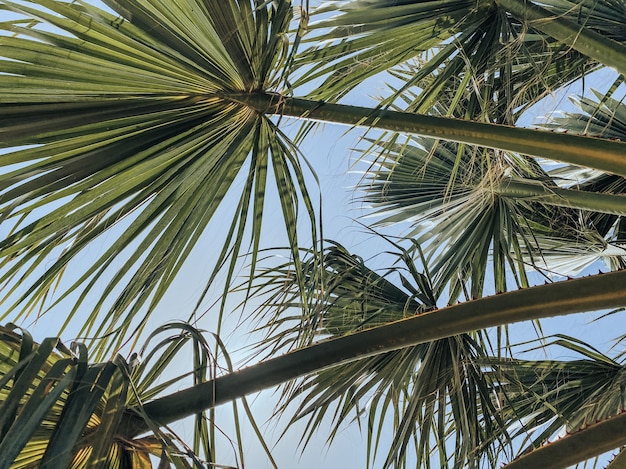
224,92,626,178
122,269,626,437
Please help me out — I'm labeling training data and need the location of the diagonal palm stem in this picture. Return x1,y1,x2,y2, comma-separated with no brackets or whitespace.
497,179,626,215
503,411,626,469
224,92,626,177
120,269,626,437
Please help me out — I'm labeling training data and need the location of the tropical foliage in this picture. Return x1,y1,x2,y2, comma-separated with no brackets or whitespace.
0,0,625,467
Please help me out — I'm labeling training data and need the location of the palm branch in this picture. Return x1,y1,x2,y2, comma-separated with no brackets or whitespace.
0,0,317,355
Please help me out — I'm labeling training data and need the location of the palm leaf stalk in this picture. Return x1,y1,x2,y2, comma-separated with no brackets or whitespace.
504,411,626,469
495,178,626,216
120,268,626,437
229,92,626,177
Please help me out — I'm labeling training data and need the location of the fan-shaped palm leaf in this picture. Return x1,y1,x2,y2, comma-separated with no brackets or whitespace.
249,242,511,468
358,137,541,299
0,0,317,355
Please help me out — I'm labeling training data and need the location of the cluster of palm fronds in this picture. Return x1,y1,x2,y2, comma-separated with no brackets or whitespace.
1,0,626,467
0,322,270,468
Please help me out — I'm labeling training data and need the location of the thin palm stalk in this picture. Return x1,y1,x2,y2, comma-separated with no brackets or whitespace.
121,269,626,436
497,179,626,215
226,92,626,177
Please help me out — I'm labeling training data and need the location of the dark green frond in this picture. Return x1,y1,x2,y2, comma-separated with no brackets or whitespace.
0,324,151,468
294,0,622,121
252,243,512,468
487,336,626,459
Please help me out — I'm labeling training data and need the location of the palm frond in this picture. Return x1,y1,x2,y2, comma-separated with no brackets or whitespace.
0,0,318,355
487,336,626,464
356,137,538,299
294,0,621,121
0,323,163,468
250,241,433,353
251,242,510,468
0,321,274,467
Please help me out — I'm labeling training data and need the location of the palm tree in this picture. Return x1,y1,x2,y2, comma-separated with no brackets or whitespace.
0,0,625,467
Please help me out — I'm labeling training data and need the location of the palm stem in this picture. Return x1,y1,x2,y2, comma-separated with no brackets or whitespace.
498,0,626,76
504,411,626,469
121,269,626,437
497,179,626,215
225,92,626,177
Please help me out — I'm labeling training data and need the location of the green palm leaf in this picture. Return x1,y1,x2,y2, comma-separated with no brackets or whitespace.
294,0,625,119
486,336,626,465
251,242,509,468
357,137,538,299
0,0,317,354
0,324,148,468
0,321,270,468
